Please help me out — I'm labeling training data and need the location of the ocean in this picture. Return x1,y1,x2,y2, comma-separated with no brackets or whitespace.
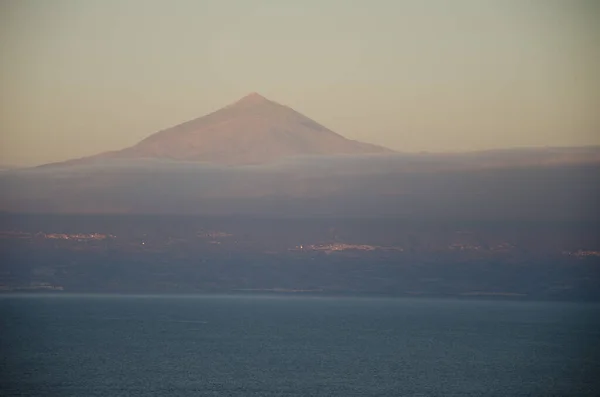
1,294,599,396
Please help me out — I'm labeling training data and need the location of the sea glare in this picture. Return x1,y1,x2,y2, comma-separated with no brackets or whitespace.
1,294,599,396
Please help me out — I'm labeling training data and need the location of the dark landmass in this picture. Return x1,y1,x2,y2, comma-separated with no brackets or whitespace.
2,152,598,300
1,214,598,300
2,160,599,220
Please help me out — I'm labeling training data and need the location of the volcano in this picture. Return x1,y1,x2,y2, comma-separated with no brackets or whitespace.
49,93,393,166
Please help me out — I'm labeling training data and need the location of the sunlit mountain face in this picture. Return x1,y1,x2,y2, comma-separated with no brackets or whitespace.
43,93,393,168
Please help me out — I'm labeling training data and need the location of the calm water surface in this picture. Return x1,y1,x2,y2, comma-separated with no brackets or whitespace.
1,294,599,396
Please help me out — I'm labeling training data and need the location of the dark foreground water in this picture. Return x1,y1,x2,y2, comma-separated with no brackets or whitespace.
1,295,599,396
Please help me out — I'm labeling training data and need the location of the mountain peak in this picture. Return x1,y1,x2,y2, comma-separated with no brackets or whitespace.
235,92,270,105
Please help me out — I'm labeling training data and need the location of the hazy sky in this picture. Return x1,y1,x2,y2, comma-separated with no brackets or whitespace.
1,0,598,166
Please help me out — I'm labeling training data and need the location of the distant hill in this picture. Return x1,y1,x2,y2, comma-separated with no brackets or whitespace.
45,93,393,166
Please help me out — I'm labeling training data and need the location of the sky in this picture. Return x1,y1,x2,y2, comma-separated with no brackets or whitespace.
0,0,598,166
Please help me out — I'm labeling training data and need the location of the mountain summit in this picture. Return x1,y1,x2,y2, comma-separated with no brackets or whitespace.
49,93,394,166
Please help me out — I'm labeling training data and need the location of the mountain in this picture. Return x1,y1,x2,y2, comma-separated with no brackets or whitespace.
47,93,393,166
7,92,598,218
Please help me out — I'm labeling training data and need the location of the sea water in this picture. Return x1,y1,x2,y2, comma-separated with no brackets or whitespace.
1,294,599,396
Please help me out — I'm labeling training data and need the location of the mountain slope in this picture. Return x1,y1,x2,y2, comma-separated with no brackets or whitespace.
50,93,393,166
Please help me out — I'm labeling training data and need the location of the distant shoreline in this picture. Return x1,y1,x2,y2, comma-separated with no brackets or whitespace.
2,290,599,303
